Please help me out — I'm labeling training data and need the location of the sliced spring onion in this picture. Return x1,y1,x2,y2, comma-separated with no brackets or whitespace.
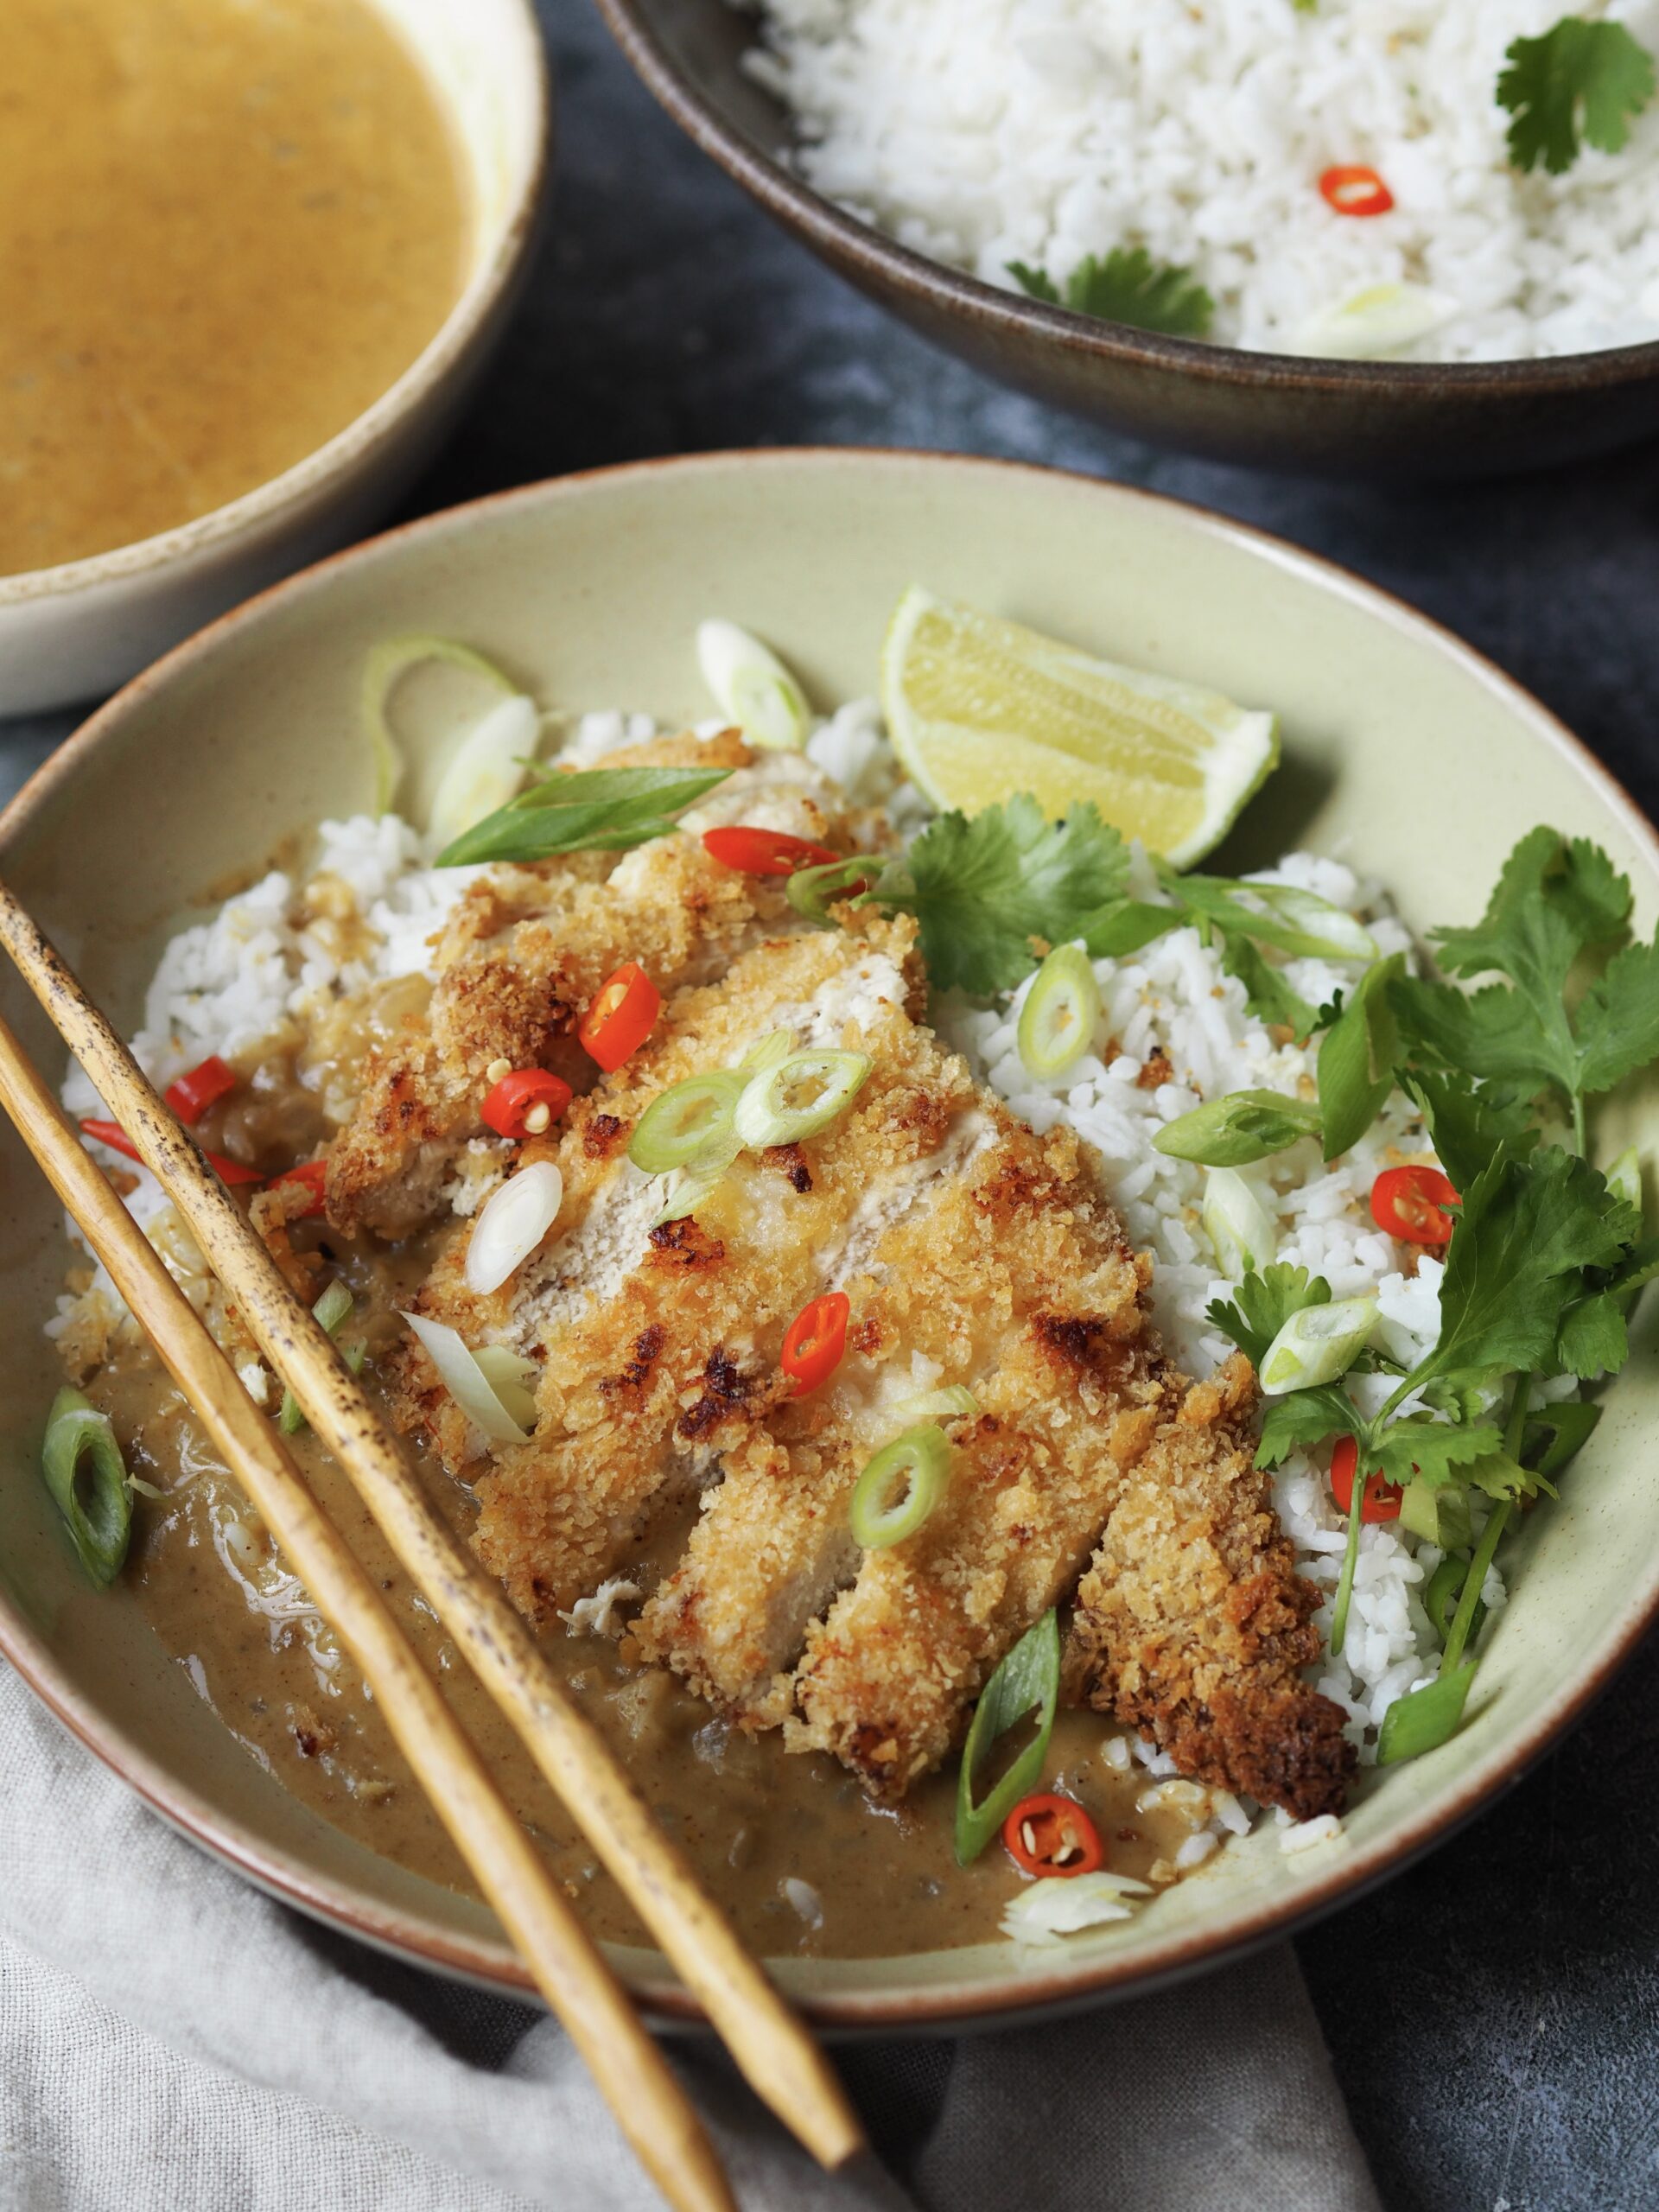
652,1143,740,1226
1202,1167,1277,1278
464,1161,563,1296
1397,1477,1471,1550
402,1311,530,1445
892,1384,980,1426
999,1869,1154,1947
785,855,876,927
1376,1662,1477,1765
696,619,810,751
849,1424,953,1549
436,764,733,869
629,1071,747,1175
474,1345,540,1432
1017,944,1101,1082
1154,1089,1322,1166
1258,1294,1376,1395
1606,1143,1643,1215
734,1049,871,1151
738,1030,796,1076
426,693,540,852
361,635,516,814
956,1611,1062,1867
280,1281,358,1434
1289,282,1458,362
41,1386,132,1587
1231,883,1378,963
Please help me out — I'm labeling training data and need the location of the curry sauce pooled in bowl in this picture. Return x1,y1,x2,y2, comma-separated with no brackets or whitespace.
0,0,470,577
41,603,1656,1961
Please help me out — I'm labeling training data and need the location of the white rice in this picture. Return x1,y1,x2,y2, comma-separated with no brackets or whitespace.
735,0,1659,360
52,697,1516,1851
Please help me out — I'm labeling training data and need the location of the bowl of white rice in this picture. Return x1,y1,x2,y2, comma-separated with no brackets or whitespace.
595,0,1659,477
1,448,1655,2027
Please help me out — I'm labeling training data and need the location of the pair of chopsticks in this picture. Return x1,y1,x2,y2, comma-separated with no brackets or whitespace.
0,880,863,2212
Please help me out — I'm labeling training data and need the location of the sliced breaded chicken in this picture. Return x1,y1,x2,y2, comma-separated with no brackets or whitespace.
1065,1354,1357,1821
326,731,882,1239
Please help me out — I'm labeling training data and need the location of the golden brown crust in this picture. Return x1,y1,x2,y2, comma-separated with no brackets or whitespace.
1065,1354,1356,1821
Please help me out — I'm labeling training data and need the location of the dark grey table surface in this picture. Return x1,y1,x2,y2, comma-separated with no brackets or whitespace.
7,6,1657,2207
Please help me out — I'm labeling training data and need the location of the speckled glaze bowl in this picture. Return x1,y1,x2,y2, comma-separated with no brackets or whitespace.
0,450,1654,2029
0,0,549,720
594,0,1659,481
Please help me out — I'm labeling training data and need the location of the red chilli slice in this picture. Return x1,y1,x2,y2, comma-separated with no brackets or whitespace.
1330,1434,1403,1524
79,1117,263,1186
779,1290,850,1395
1002,1793,1104,1878
1319,164,1395,217
271,1160,329,1217
481,1069,574,1141
578,964,661,1072
702,825,843,877
164,1054,237,1126
1370,1164,1459,1246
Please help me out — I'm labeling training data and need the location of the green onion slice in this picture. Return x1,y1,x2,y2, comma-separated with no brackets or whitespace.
849,1423,953,1549
629,1071,747,1175
1425,1555,1486,1649
734,1049,871,1151
1397,1478,1471,1550
653,1139,742,1225
892,1384,979,1426
696,619,810,751
41,1386,132,1588
785,855,876,928
280,1281,358,1434
1605,1144,1643,1215
1154,1089,1322,1166
436,764,732,868
401,1312,529,1445
474,1345,539,1432
1258,1294,1376,1395
955,1610,1061,1866
1376,1662,1477,1766
738,1030,796,1076
426,693,540,853
361,635,516,814
1201,1167,1277,1279
1017,944,1101,1082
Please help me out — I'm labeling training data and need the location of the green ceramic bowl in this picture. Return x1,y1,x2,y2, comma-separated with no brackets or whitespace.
0,450,1653,2028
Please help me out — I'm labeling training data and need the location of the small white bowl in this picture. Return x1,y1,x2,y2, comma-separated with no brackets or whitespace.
0,0,549,719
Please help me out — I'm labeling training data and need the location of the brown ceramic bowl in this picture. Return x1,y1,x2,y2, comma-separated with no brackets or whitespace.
594,0,1659,480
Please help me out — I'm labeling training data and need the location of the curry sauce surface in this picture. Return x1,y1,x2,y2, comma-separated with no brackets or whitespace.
0,0,468,575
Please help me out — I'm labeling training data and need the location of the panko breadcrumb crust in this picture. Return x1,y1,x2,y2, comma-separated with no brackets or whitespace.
359,732,1352,1820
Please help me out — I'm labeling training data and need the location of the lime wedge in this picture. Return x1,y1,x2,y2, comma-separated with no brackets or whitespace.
880,588,1280,868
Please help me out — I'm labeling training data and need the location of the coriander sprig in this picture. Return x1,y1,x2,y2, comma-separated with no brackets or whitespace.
1497,16,1656,175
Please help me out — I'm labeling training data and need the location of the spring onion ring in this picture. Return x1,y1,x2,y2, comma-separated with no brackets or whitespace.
955,1610,1061,1866
41,1386,132,1587
848,1423,953,1549
892,1384,979,1426
696,619,810,751
464,1160,563,1296
426,693,540,853
361,635,517,814
402,1312,530,1445
1202,1167,1277,1279
734,1048,871,1151
1017,944,1100,1081
653,1141,742,1225
1258,1294,1376,1395
279,1280,358,1434
629,1071,747,1175
474,1345,540,1432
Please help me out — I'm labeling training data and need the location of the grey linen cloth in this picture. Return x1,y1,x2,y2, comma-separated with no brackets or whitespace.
0,1664,1379,2212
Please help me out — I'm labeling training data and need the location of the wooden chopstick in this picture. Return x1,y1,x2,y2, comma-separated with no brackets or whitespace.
0,883,864,2177
0,1008,737,2212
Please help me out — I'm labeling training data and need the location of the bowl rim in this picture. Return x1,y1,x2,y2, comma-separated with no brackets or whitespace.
0,0,551,612
594,0,1659,397
3,444,1656,2031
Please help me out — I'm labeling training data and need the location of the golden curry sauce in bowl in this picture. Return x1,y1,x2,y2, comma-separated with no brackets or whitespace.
0,0,547,715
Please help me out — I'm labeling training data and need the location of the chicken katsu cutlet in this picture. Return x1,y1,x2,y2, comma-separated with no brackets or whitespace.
343,731,1352,1821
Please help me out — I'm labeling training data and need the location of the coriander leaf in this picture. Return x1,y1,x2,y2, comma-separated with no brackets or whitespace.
1317,953,1404,1159
1402,1071,1537,1191
1418,1370,1502,1424
1256,1386,1360,1468
1207,1262,1331,1369
1414,1144,1638,1395
1010,250,1215,339
880,795,1128,994
1369,1419,1504,1491
1497,17,1656,176
1155,1089,1322,1166
1524,1399,1601,1478
436,765,732,867
1554,1291,1629,1378
1606,1235,1659,1307
1464,1447,1554,1503
1573,931,1659,1095
1082,900,1181,959
1217,932,1322,1036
